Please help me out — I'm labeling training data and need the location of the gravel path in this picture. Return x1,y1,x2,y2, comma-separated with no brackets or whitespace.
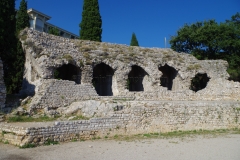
0,134,240,160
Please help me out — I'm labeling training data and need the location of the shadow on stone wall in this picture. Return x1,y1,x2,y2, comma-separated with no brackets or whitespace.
128,65,149,92
92,63,114,96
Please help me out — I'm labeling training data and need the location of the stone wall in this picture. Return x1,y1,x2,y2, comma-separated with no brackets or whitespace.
29,79,98,112
0,58,6,109
17,28,240,110
1,101,240,146
2,28,238,147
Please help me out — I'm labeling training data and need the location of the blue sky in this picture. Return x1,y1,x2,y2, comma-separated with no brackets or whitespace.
16,0,239,48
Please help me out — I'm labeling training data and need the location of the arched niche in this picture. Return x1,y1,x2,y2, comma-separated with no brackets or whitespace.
92,63,114,96
128,65,149,92
54,64,81,84
190,73,210,92
159,64,177,90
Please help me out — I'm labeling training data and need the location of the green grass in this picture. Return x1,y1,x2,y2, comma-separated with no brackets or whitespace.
1,131,7,136
70,115,90,120
235,107,240,112
19,143,36,149
92,136,101,140
44,139,59,146
71,138,77,142
106,128,240,141
7,115,60,122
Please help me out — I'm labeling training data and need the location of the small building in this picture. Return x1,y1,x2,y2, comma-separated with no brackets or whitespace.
27,8,79,39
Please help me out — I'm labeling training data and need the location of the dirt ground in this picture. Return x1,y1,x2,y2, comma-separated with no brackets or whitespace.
0,134,240,160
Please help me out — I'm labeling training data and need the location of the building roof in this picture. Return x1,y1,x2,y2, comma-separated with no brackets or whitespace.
27,8,51,21
45,22,79,38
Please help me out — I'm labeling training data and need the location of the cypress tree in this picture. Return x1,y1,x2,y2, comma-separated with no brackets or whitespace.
11,0,30,93
16,0,29,34
0,0,16,58
79,0,102,42
130,33,139,46
0,0,17,93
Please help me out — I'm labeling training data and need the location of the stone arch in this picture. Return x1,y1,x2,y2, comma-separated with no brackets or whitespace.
159,64,178,90
55,64,81,84
128,65,149,92
190,73,210,92
92,63,114,96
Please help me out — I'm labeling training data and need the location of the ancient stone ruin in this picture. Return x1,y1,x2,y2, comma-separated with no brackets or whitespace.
0,28,239,146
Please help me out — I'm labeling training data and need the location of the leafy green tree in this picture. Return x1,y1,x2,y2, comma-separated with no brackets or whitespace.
79,0,102,42
16,0,29,34
0,0,18,93
48,27,59,36
170,13,240,81
130,33,139,46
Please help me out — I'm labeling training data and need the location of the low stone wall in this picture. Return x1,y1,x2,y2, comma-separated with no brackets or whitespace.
0,59,6,109
29,79,98,110
1,101,240,146
28,77,240,110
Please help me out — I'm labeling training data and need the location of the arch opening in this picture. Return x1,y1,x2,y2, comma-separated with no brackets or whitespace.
159,64,177,90
92,63,114,96
128,65,148,92
190,73,210,92
54,64,81,84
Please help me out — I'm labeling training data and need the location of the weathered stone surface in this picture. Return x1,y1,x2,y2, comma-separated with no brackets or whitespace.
0,101,240,146
17,28,240,110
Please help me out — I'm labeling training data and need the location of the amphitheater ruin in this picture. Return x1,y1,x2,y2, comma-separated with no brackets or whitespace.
0,28,240,146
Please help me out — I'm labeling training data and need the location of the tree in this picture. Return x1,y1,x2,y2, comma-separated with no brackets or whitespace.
0,0,16,58
16,0,29,34
0,0,18,93
48,27,59,36
130,33,139,46
79,0,102,42
170,13,240,81
6,0,30,94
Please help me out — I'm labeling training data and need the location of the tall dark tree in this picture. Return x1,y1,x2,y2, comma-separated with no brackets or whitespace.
170,13,240,81
0,0,16,58
130,32,139,46
0,0,17,93
11,0,30,93
16,0,29,34
79,0,102,42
